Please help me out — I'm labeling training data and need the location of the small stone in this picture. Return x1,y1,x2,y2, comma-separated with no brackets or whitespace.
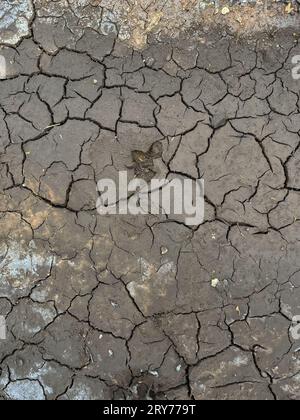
160,246,168,255
211,278,220,288
108,349,114,357
149,370,159,377
176,364,182,372
93,79,98,84
221,6,230,15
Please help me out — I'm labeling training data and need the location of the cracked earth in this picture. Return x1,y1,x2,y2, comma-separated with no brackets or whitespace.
0,0,300,401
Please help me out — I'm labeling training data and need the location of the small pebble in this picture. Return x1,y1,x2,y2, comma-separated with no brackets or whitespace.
161,246,168,255
221,6,230,15
211,278,220,288
149,370,159,377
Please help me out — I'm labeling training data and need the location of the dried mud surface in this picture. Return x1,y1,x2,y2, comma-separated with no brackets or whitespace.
0,0,300,401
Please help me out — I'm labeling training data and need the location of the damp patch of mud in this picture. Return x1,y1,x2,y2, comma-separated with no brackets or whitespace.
35,0,300,49
1,1,300,49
